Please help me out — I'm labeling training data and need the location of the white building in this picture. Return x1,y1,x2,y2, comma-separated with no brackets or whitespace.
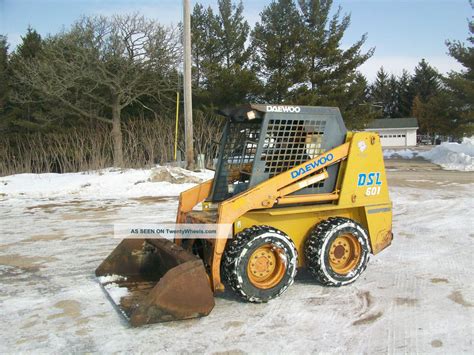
365,118,418,147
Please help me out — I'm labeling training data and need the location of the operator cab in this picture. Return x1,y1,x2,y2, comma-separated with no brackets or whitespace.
210,104,347,202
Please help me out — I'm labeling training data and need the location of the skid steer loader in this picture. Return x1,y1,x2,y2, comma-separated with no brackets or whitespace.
96,105,393,326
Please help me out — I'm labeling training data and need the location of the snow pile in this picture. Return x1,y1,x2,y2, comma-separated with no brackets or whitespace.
149,166,203,184
419,137,474,171
383,137,474,171
0,166,214,199
383,149,417,159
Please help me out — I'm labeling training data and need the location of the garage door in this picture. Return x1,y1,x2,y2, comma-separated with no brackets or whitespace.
380,133,406,147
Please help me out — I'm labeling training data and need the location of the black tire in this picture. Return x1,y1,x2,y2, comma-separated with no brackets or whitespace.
305,217,371,287
222,225,298,302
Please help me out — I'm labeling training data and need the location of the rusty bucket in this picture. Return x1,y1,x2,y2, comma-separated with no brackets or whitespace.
95,238,215,326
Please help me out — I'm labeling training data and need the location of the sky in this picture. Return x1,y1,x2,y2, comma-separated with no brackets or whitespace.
0,0,471,81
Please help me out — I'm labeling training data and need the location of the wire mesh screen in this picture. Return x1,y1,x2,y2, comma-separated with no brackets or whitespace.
261,119,327,179
212,121,261,201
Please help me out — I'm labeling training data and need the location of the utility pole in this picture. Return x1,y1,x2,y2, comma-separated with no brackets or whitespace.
183,0,194,170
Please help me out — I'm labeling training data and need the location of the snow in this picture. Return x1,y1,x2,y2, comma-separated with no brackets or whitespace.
98,275,127,284
103,283,130,305
383,148,417,159
383,137,474,171
98,276,129,308
0,166,214,199
419,137,474,172
0,161,473,353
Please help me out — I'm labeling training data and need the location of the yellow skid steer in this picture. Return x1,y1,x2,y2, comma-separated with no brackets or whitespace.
96,105,393,326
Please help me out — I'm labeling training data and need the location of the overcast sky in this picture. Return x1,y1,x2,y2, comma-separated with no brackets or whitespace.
0,0,471,81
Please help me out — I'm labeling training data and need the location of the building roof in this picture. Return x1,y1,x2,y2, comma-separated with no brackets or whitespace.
365,117,418,129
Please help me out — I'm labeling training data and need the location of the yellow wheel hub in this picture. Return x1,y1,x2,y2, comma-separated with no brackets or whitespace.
329,234,361,275
247,244,286,289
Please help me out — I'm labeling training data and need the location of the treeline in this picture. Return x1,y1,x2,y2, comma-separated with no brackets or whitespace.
0,0,472,176
370,58,473,137
189,0,472,137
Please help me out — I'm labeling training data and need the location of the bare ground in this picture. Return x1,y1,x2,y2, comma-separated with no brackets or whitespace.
0,159,473,353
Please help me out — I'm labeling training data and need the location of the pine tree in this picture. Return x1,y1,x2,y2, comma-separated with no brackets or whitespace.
251,0,303,103
339,73,376,128
7,27,48,130
16,27,42,59
295,0,374,127
191,4,220,91
0,35,9,116
216,0,250,68
396,70,413,117
387,74,401,117
444,9,474,136
371,69,414,119
408,59,444,135
410,59,441,103
192,1,259,107
297,0,373,93
370,67,391,117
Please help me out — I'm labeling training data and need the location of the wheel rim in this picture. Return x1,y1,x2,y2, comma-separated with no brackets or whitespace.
328,234,361,275
247,244,286,289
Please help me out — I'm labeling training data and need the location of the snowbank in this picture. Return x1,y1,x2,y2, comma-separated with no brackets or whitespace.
419,137,473,172
2,137,472,201
0,166,214,199
383,137,473,171
383,149,417,159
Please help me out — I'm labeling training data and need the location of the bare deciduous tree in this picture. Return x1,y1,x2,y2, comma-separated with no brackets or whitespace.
13,14,180,166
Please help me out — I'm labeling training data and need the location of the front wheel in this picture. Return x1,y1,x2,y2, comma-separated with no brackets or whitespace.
305,217,371,287
222,226,298,302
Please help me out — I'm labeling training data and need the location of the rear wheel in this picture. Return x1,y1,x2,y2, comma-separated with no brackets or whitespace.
305,217,370,286
222,226,298,302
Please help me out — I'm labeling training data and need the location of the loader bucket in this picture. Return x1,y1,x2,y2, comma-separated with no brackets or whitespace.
95,238,215,326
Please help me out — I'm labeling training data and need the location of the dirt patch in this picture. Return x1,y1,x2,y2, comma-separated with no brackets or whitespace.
448,291,473,307
0,254,57,272
430,278,449,284
25,232,66,242
223,321,244,330
355,291,374,317
398,232,415,239
16,335,48,345
386,160,474,187
358,291,373,308
47,300,82,320
431,339,443,348
20,320,38,329
305,296,327,306
352,311,383,326
394,297,419,306
74,205,115,212
212,349,246,355
75,328,91,336
26,203,65,211
61,209,115,220
131,196,177,204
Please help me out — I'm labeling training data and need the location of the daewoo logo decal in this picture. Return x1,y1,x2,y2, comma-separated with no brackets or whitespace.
290,153,334,179
266,105,301,113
